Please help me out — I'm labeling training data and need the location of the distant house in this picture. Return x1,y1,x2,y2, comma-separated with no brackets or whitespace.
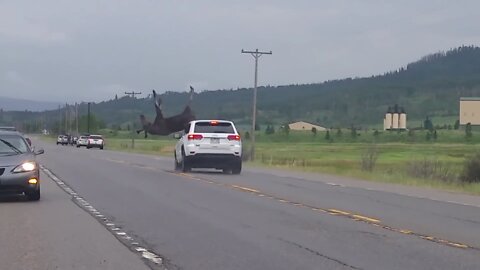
288,121,327,131
460,97,480,126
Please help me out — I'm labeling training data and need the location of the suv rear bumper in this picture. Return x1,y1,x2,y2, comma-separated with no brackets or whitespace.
87,143,104,148
185,154,241,169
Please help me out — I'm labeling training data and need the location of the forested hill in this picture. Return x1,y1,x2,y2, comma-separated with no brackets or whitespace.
2,46,480,131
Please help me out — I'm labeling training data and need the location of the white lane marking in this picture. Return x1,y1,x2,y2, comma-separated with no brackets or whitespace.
326,182,345,187
40,166,166,267
142,251,163,264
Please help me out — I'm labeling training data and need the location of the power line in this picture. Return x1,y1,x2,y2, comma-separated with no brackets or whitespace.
241,48,272,161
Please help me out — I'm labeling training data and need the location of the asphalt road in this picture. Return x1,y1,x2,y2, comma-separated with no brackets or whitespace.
30,139,480,270
0,169,150,269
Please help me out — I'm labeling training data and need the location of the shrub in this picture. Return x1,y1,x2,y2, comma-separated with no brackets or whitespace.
460,152,480,183
406,158,455,182
360,144,379,172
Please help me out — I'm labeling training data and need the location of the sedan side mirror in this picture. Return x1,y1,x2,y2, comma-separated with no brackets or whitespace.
34,149,45,155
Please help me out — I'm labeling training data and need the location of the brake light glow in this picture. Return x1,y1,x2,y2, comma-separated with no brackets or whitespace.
210,120,219,125
187,134,203,140
227,134,241,141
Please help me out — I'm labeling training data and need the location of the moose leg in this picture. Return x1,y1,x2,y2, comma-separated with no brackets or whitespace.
138,114,150,138
187,86,195,107
152,89,164,120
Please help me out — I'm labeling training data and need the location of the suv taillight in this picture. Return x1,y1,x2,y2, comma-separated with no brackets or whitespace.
227,135,241,141
187,134,203,140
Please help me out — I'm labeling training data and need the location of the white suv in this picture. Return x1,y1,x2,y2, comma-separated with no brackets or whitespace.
174,120,242,174
76,136,89,148
86,135,105,150
56,135,68,145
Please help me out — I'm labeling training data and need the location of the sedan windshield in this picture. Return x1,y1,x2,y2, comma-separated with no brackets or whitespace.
0,135,30,154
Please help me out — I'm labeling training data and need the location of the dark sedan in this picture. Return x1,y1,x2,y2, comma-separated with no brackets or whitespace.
0,131,44,201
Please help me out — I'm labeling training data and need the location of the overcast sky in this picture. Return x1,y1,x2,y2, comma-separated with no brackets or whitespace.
1,0,479,102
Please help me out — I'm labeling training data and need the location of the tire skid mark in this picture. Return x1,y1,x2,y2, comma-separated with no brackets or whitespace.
169,170,477,252
41,165,167,270
279,238,364,270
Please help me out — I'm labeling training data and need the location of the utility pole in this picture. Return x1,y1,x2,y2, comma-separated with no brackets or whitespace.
87,102,91,134
124,91,142,149
125,91,142,98
75,102,79,135
57,105,61,134
65,103,68,134
241,48,272,161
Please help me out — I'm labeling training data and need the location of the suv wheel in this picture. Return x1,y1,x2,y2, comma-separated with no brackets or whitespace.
181,149,191,172
174,152,181,171
232,160,242,175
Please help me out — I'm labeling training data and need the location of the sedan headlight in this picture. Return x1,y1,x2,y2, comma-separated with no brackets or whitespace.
12,162,36,173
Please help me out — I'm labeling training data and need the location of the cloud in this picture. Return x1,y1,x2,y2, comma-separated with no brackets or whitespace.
0,0,480,103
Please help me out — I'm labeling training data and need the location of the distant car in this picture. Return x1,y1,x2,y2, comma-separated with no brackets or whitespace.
86,135,104,149
0,130,44,201
174,120,242,174
76,136,89,148
56,135,68,145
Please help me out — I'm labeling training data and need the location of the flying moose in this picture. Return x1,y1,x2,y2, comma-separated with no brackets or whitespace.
137,86,196,138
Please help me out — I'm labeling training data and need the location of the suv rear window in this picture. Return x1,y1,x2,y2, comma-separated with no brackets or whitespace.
194,122,235,134
89,136,103,140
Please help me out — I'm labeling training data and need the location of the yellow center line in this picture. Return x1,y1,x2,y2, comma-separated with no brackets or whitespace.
171,171,474,251
231,185,260,193
328,209,351,216
352,214,381,224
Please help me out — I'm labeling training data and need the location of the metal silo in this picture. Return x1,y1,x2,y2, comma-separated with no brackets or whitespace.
385,107,393,130
392,113,399,129
399,107,407,129
392,105,399,129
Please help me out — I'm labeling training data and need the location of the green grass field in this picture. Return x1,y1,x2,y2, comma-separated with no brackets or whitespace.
44,128,480,195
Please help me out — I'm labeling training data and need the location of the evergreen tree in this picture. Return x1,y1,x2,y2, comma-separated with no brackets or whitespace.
311,127,317,137
350,126,358,139
466,123,473,139
336,128,342,137
284,124,290,136
265,125,275,135
454,120,460,130
325,130,331,140
424,117,433,131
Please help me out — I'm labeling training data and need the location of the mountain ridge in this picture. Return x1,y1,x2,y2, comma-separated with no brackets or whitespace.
2,45,480,132
0,96,62,112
